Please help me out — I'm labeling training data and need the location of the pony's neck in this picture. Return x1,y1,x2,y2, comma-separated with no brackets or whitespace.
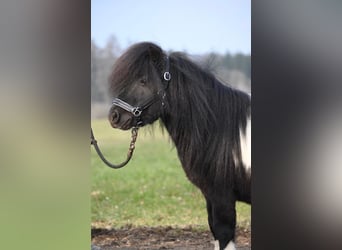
158,53,250,171
160,77,250,170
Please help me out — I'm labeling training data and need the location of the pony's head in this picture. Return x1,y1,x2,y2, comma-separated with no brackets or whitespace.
108,42,170,130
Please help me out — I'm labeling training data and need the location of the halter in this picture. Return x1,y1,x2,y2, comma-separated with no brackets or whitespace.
111,55,171,127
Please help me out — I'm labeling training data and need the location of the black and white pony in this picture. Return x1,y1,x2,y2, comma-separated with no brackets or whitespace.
108,42,251,250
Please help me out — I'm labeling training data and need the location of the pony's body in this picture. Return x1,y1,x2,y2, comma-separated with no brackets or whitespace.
108,42,251,250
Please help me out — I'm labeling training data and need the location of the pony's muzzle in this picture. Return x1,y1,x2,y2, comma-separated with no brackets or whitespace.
110,110,120,125
109,108,134,130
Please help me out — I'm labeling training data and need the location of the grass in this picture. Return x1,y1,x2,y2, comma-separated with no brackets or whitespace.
91,119,251,229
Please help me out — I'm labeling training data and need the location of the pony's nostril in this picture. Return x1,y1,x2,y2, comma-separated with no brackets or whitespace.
111,110,120,124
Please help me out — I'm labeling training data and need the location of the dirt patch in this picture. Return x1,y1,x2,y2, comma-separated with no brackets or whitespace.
91,225,250,250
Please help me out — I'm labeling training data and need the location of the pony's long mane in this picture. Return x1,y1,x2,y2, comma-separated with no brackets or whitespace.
162,51,251,190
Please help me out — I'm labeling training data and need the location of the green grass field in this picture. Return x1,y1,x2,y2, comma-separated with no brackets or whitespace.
91,119,251,229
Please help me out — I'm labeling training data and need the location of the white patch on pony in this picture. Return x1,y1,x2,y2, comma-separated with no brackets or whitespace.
232,116,251,172
239,117,251,171
224,240,236,250
233,93,251,172
212,240,220,250
212,240,236,250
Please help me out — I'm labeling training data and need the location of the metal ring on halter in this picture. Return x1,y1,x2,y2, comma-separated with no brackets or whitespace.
163,72,171,81
132,107,142,117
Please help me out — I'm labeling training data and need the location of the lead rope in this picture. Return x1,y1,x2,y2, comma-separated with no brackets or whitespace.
90,127,139,169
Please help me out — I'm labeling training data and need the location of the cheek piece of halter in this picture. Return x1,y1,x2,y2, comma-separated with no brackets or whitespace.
90,56,171,169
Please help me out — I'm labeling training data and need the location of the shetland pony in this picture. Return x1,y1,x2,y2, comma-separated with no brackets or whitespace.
108,42,251,250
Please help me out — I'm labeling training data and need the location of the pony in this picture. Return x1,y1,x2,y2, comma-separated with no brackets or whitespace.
108,42,251,250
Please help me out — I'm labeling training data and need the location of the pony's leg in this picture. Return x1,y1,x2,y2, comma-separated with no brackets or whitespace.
210,196,236,250
206,199,215,238
207,199,221,250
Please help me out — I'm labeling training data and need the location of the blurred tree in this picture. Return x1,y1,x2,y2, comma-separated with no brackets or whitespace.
91,40,103,102
200,52,251,92
221,52,251,79
91,36,121,103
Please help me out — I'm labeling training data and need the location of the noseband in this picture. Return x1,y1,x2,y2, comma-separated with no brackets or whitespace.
91,55,171,169
111,94,160,127
111,56,171,127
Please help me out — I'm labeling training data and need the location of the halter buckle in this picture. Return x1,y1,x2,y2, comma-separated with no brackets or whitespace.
132,107,142,117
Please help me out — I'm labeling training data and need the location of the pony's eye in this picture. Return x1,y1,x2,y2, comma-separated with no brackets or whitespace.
140,78,147,85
